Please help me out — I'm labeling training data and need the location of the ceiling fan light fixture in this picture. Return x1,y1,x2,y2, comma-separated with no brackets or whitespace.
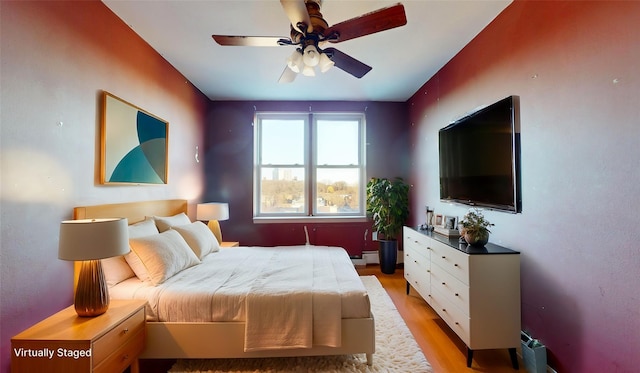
286,50,304,73
302,65,316,77
318,52,334,73
302,45,320,67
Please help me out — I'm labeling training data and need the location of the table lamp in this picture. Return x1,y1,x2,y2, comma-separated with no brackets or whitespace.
58,218,129,317
196,202,229,243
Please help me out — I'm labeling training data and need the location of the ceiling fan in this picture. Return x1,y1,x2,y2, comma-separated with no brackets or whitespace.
212,0,407,83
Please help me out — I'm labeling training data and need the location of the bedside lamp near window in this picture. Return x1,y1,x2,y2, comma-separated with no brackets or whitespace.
58,218,129,317
196,202,229,244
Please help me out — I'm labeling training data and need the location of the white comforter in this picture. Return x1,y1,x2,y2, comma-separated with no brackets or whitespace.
110,245,371,351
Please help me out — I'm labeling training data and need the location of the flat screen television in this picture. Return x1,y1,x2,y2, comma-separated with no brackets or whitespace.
438,95,521,213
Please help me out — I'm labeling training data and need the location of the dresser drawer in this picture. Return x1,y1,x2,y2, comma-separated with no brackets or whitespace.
403,227,431,258
92,308,145,366
430,288,471,345
405,247,430,272
430,262,470,315
430,240,469,285
405,242,430,261
94,329,145,373
404,253,430,298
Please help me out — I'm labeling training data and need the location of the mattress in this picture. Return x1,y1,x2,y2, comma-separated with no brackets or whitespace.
110,245,371,349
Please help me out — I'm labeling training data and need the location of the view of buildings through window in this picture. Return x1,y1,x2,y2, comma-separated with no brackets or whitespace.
255,112,365,218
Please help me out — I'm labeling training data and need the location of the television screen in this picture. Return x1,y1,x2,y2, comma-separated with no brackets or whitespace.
438,96,521,213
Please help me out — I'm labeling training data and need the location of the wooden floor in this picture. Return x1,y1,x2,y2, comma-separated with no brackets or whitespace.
140,265,520,373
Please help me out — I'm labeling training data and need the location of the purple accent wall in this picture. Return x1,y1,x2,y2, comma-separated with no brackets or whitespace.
202,101,410,256
407,1,640,372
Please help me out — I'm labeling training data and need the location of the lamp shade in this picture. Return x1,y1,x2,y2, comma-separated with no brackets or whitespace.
286,50,304,73
58,218,129,261
319,52,335,73
302,45,320,67
197,203,229,221
302,65,316,76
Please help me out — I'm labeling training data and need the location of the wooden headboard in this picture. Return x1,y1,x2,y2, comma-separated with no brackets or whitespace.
74,199,188,223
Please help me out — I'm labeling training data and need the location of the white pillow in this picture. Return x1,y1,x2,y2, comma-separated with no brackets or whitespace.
153,212,191,232
129,217,160,238
171,221,220,259
104,218,159,287
102,256,135,287
126,230,200,285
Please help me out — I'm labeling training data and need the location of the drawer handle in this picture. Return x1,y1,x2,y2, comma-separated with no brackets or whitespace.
455,293,459,297
455,322,459,325
442,282,446,285
442,308,446,312
122,354,129,361
414,260,418,263
442,256,446,259
454,263,459,267
123,328,129,334
427,247,431,250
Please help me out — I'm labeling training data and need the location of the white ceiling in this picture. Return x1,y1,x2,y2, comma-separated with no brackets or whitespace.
102,0,512,102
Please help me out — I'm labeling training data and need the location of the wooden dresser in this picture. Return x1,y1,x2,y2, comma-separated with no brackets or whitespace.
404,226,521,368
11,299,146,373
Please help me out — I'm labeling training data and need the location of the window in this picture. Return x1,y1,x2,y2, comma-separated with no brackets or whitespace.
254,112,366,220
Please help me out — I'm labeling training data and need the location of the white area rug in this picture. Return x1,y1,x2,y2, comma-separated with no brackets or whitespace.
169,275,432,373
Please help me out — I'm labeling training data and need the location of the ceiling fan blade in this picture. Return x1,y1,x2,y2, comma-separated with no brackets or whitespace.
280,0,312,33
212,35,286,47
324,48,372,78
278,66,297,83
323,3,407,43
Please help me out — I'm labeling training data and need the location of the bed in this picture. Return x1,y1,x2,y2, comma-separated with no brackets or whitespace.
73,199,375,364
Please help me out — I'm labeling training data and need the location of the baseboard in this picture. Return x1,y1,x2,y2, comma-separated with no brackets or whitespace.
362,250,404,265
351,258,367,268
362,251,379,264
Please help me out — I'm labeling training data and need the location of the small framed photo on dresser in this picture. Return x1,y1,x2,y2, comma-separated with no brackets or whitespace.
435,214,443,226
443,215,458,229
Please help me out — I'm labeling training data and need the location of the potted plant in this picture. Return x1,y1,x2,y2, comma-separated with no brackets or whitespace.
459,208,494,247
366,177,410,274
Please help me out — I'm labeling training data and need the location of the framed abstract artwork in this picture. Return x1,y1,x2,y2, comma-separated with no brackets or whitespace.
100,92,169,184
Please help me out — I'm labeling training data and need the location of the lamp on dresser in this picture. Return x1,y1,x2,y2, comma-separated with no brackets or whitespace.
196,202,229,244
58,218,129,317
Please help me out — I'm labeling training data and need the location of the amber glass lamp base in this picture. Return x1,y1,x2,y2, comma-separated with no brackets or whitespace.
207,220,223,244
74,260,109,317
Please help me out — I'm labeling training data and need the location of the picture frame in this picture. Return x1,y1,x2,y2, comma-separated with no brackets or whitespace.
101,92,169,184
443,215,458,229
434,214,443,226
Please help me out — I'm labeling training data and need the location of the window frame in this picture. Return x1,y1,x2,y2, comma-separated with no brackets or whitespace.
253,111,367,222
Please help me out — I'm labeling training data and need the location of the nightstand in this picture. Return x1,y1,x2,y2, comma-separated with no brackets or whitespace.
221,241,239,247
11,299,146,373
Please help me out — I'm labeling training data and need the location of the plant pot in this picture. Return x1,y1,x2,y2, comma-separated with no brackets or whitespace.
378,239,397,274
464,231,489,247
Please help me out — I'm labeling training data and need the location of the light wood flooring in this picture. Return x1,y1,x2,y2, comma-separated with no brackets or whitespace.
140,265,520,373
357,265,520,373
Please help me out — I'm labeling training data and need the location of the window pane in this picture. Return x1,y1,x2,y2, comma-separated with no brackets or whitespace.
316,120,359,165
261,119,305,164
315,168,361,214
259,167,306,214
